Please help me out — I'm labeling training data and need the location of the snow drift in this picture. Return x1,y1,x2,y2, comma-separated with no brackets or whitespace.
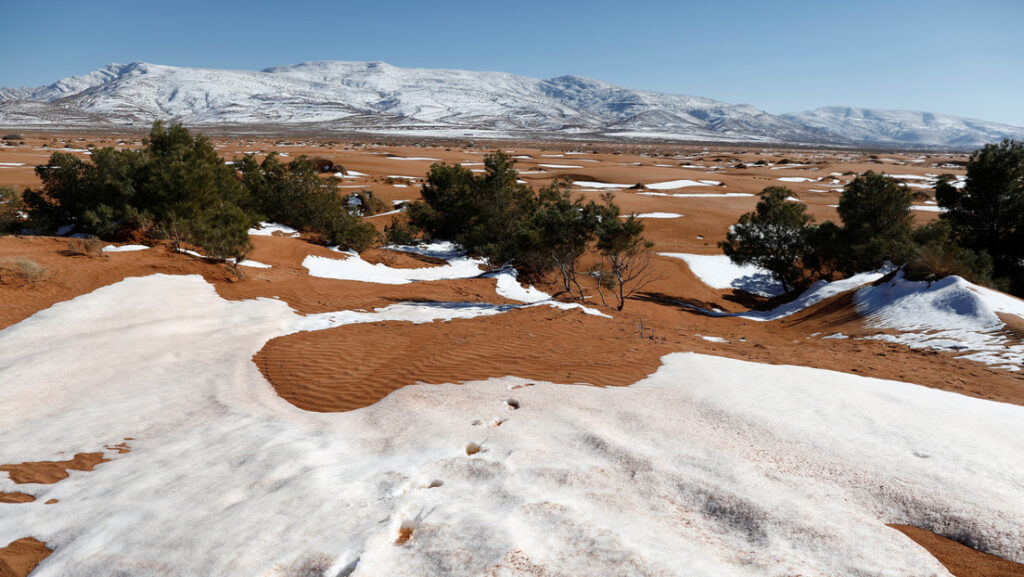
0,274,1023,576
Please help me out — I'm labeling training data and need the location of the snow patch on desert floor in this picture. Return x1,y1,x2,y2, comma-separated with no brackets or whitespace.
1,274,1023,575
304,242,486,285
659,253,784,297
646,179,722,190
303,242,605,316
574,179,721,191
639,192,753,199
631,212,683,219
101,244,149,253
247,222,300,237
571,181,630,189
856,272,1024,369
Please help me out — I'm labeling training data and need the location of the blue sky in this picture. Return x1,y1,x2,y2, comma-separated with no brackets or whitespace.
2,0,1022,125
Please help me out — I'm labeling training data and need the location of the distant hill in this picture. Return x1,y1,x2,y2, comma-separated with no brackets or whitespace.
782,106,1024,148
2,61,1021,149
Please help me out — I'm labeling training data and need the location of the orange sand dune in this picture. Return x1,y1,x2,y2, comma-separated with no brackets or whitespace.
255,305,679,412
0,452,109,484
891,525,1024,577
0,538,50,577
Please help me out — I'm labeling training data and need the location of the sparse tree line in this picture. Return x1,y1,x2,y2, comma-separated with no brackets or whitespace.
387,151,655,309
0,122,383,261
722,139,1024,297
0,124,654,309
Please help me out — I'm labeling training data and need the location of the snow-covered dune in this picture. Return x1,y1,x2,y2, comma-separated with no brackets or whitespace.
1,273,1023,575
857,271,1024,369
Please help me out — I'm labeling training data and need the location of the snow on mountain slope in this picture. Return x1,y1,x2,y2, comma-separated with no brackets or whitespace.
0,61,828,142
2,61,1020,147
784,106,1024,148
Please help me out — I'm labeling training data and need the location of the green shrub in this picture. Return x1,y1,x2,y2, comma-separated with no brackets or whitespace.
23,122,254,260
405,152,651,307
937,139,1024,295
905,219,994,285
0,186,21,234
720,186,813,293
383,216,420,246
595,201,656,310
237,153,376,251
346,189,389,216
836,171,914,273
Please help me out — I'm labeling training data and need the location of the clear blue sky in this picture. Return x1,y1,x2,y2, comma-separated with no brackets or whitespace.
2,0,1022,125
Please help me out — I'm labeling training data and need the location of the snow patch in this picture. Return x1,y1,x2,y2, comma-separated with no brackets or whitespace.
659,253,784,297
856,272,1024,369
1,277,1022,574
101,244,149,253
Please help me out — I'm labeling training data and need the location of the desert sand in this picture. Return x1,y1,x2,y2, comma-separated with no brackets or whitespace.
0,134,1020,576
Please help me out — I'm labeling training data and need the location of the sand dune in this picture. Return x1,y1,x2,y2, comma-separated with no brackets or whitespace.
2,136,1022,575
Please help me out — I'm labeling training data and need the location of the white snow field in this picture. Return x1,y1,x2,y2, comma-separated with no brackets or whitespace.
638,192,754,199
662,254,1024,370
659,253,784,297
645,179,722,190
856,271,1024,370
631,212,683,219
303,241,488,284
247,222,301,237
101,244,149,253
573,180,721,191
1,274,1023,576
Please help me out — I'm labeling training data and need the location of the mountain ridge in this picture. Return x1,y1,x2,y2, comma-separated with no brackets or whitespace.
2,61,1021,149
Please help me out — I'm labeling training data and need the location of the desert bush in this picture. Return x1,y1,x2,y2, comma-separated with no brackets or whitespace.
24,122,254,260
66,235,105,257
1,134,23,141
595,197,658,310
836,171,915,273
237,152,376,251
383,216,419,246
937,139,1024,295
533,180,604,298
720,186,813,293
0,186,22,234
0,258,49,286
406,152,650,307
723,175,938,293
407,151,540,269
345,189,389,216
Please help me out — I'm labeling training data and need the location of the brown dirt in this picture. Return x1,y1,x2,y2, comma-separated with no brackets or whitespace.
0,235,512,331
0,452,109,484
255,281,1024,413
0,538,50,577
891,525,1024,577
0,493,34,504
254,305,677,412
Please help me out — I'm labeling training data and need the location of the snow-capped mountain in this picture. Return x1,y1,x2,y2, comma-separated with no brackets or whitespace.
783,107,1024,148
1,61,1020,148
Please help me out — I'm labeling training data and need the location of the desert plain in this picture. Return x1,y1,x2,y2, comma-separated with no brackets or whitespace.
0,133,1022,577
